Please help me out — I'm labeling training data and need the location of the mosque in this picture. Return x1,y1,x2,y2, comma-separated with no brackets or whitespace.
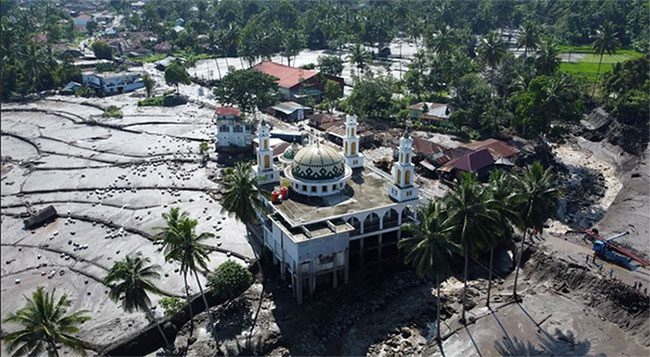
254,115,420,303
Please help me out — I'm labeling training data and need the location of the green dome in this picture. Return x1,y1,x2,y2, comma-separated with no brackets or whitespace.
291,143,345,181
282,142,302,161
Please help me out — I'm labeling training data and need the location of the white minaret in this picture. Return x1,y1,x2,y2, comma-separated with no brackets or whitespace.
342,114,364,169
388,129,419,202
256,120,279,183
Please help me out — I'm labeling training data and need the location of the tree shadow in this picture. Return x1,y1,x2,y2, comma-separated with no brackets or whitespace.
494,328,593,356
493,302,594,356
464,325,484,357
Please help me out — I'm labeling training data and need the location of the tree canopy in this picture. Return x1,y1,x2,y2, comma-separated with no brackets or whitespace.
213,68,279,114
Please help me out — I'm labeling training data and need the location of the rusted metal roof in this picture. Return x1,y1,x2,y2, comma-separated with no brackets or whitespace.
252,61,318,89
462,139,519,159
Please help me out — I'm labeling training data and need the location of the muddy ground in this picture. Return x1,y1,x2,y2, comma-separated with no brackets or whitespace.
0,95,255,354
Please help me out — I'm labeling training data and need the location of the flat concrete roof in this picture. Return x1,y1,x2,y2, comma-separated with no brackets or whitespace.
263,167,397,227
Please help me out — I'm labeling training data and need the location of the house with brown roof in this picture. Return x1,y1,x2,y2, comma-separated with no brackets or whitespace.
461,138,519,165
252,61,344,104
439,148,495,181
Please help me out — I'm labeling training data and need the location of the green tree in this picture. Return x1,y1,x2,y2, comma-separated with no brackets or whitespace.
591,21,620,96
426,25,456,56
485,170,519,307
443,173,499,323
399,201,459,344
154,208,194,326
281,30,305,67
220,162,266,224
323,79,342,113
346,43,371,77
511,162,559,299
509,74,583,137
449,73,492,130
91,40,113,60
534,37,561,76
347,73,396,121
161,213,217,341
142,74,155,98
207,260,253,300
478,31,506,92
104,253,171,350
213,68,279,117
317,55,344,76
164,61,190,93
516,21,540,58
3,287,91,357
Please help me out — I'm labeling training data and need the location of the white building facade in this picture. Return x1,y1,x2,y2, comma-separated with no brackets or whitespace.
81,72,144,95
254,116,420,303
214,107,254,149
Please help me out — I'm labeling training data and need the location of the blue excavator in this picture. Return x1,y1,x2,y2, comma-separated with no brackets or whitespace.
585,229,650,271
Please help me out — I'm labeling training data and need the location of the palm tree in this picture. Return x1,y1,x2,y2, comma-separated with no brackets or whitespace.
485,170,519,307
104,253,171,350
3,287,91,357
346,43,370,77
220,162,267,224
535,36,561,75
478,31,506,93
517,21,539,58
591,21,620,96
427,25,455,56
165,216,218,342
399,201,459,345
155,207,194,326
511,162,559,299
444,173,500,323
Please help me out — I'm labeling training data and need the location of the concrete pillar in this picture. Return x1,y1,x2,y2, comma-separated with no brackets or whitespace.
344,248,349,284
292,273,296,298
359,237,365,268
296,263,303,305
309,259,316,295
379,215,384,230
280,232,287,281
378,233,383,262
333,269,338,288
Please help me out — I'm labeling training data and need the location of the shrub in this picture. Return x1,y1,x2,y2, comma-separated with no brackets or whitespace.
75,86,95,98
207,260,252,300
159,297,184,316
138,96,164,106
102,105,123,118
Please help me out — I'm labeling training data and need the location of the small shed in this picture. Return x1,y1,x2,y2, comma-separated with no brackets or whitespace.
269,102,312,122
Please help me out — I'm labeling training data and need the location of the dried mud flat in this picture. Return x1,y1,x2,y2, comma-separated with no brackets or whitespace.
0,95,255,354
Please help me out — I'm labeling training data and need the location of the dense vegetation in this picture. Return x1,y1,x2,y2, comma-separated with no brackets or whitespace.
1,0,648,142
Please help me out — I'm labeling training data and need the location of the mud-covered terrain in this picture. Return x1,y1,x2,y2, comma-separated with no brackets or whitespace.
0,96,255,354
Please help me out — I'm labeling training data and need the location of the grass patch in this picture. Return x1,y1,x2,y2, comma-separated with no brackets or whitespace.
130,53,167,63
559,47,643,82
138,96,165,106
102,105,123,118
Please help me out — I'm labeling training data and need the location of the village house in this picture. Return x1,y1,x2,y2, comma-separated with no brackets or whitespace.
254,116,419,303
214,107,254,149
408,102,450,126
81,71,144,95
268,102,312,122
252,61,344,104
309,113,373,147
73,14,92,30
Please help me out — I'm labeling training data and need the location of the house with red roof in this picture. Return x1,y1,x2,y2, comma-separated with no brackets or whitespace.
252,60,344,104
215,106,254,149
